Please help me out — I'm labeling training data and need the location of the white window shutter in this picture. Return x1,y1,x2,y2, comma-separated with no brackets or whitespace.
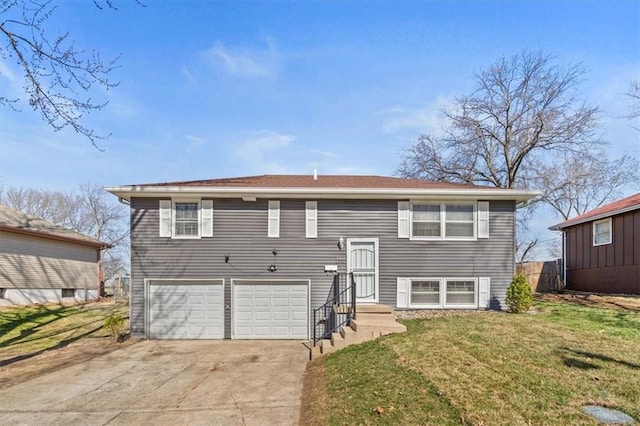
396,278,410,308
201,200,213,237
268,200,280,238
305,201,317,238
478,277,490,309
397,201,410,238
159,200,172,237
478,201,489,238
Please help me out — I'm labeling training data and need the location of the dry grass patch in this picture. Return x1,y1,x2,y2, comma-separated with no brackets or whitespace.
0,300,131,388
303,300,639,425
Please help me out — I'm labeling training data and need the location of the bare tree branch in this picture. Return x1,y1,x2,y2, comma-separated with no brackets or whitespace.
0,183,130,276
0,0,130,148
397,50,618,260
537,151,639,220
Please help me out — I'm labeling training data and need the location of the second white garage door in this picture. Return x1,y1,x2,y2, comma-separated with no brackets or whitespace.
232,280,309,339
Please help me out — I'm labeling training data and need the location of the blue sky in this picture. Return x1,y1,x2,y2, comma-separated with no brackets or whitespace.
1,0,639,257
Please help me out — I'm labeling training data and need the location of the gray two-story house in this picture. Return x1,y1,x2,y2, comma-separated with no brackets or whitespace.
107,174,537,341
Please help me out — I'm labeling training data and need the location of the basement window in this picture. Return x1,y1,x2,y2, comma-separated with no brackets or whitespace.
61,288,75,298
0,288,5,299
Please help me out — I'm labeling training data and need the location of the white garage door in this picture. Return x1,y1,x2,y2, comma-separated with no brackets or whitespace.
148,280,224,339
232,280,309,339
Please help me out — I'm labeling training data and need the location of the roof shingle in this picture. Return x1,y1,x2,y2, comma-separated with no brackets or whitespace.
0,203,109,248
132,174,478,189
551,193,640,230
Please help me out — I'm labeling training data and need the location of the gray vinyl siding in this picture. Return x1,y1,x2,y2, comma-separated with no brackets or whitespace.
129,198,515,337
0,230,99,290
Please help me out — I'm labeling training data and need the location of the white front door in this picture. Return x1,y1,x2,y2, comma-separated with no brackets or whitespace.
347,238,379,303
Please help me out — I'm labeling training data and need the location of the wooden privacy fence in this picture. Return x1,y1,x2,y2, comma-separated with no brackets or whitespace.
516,261,563,293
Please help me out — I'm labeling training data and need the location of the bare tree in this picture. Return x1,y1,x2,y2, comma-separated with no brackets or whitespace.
397,51,608,260
538,150,639,220
0,183,129,276
0,0,127,148
626,80,640,131
398,51,600,189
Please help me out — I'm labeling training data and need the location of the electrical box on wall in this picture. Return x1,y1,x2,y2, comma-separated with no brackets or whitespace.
324,265,338,273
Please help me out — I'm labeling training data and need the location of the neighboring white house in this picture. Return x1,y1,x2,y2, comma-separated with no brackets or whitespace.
0,203,110,306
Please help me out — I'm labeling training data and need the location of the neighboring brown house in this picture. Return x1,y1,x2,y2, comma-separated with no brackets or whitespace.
549,193,640,294
0,203,110,306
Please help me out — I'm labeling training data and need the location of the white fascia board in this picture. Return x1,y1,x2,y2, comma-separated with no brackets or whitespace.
549,204,640,231
105,186,541,202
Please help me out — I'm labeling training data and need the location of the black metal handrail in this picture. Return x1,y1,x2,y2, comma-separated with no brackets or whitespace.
312,272,356,346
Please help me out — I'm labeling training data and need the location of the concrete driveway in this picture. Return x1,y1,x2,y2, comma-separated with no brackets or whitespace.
0,340,309,425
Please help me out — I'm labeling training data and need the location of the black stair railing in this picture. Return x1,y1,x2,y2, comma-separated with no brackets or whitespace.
312,272,357,346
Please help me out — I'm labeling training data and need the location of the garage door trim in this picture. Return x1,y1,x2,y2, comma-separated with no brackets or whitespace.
144,278,225,339
231,278,310,340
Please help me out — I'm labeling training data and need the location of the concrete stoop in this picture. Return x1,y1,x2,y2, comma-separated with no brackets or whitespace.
311,304,407,359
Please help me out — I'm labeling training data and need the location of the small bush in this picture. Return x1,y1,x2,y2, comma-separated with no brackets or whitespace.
103,314,126,342
505,275,533,313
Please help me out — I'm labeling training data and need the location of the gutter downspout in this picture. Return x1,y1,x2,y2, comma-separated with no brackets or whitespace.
562,231,567,287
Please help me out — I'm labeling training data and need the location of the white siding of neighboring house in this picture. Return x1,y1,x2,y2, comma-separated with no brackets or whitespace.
0,230,100,306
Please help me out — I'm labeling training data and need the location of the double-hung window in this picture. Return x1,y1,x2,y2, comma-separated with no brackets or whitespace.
410,279,441,306
174,202,199,237
445,279,476,306
411,202,476,239
445,204,474,237
159,199,213,239
593,218,612,246
412,205,441,237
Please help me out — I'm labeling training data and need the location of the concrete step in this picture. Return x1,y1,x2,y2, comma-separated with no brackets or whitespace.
350,317,407,335
321,340,336,355
340,325,358,342
310,344,322,360
356,304,395,314
309,305,407,359
331,332,351,350
354,312,400,323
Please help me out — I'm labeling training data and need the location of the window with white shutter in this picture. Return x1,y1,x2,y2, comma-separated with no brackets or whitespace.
305,201,317,238
397,201,409,238
268,200,280,238
159,200,172,237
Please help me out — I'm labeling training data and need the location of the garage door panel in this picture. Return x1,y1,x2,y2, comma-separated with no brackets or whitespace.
232,280,309,339
149,280,224,339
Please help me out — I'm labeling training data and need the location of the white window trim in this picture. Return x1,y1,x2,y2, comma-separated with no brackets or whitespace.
268,200,280,238
593,217,612,246
172,199,201,239
408,278,444,308
401,277,479,309
409,201,477,241
444,278,478,309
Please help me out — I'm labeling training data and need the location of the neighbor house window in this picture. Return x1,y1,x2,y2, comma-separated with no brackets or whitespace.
411,203,476,239
410,279,441,306
593,218,612,246
174,202,199,237
445,279,476,306
61,288,75,298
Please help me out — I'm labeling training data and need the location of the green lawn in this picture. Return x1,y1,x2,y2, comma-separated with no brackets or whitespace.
303,300,640,425
0,301,129,362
